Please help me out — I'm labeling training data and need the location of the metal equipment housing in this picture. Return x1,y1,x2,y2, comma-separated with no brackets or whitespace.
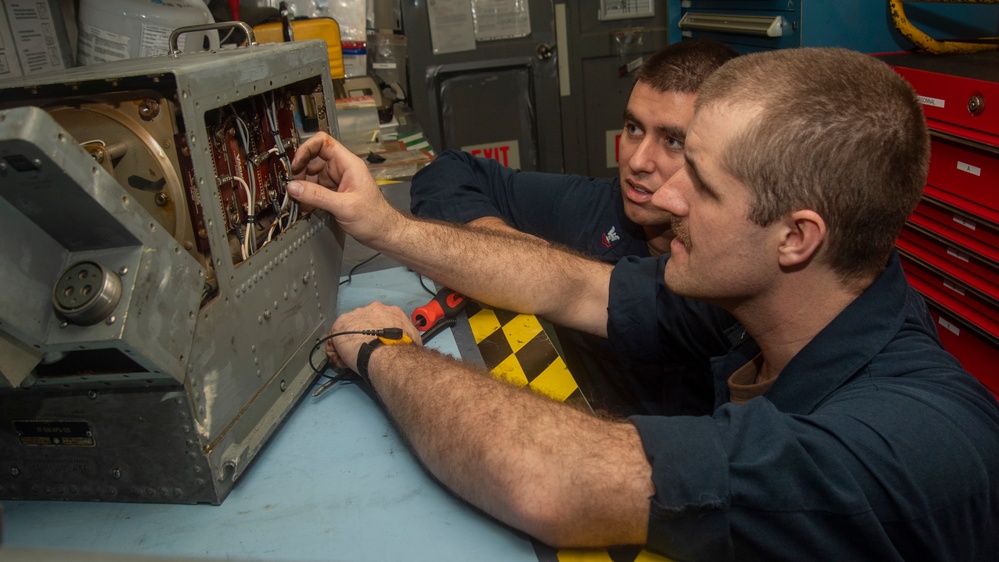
0,36,344,504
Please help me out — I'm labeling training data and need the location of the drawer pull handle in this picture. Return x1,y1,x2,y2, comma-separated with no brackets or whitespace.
943,280,966,296
938,316,961,337
947,247,971,263
953,214,978,231
678,13,784,38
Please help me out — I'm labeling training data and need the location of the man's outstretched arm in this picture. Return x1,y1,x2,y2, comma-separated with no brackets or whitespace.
327,302,654,548
288,132,612,337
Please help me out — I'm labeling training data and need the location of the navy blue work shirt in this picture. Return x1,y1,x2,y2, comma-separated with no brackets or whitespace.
410,150,650,262
410,149,718,416
409,150,716,416
609,252,999,560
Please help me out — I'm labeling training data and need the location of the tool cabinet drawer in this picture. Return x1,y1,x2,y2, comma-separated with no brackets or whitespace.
900,253,999,342
928,305,999,398
897,226,999,301
909,197,999,264
893,65,999,137
885,50,999,398
926,135,999,215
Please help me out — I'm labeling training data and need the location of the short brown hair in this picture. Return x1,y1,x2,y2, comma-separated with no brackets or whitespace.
697,48,930,281
634,39,739,94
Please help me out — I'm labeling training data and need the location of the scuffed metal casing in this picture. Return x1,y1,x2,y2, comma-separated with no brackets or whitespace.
0,40,344,504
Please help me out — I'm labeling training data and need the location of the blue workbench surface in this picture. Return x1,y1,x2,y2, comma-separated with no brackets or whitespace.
0,267,539,562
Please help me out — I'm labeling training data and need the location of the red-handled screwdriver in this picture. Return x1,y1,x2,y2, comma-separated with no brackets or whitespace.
412,287,467,330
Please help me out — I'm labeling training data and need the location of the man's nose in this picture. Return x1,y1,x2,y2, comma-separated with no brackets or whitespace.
651,168,690,215
627,137,657,174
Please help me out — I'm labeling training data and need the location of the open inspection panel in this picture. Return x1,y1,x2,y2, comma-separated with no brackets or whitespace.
0,26,345,505
882,52,999,400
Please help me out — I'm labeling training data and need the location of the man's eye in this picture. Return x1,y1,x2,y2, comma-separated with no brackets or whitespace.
666,137,684,150
691,176,716,199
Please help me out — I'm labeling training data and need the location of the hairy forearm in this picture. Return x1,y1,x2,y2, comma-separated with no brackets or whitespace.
287,134,610,334
368,344,652,547
372,210,611,336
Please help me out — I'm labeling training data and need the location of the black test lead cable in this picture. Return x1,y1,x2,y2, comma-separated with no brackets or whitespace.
308,323,456,397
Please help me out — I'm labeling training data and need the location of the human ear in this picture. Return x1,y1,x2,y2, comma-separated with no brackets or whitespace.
777,210,826,268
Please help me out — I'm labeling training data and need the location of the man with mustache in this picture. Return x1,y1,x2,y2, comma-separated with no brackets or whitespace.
286,48,999,559
409,40,738,416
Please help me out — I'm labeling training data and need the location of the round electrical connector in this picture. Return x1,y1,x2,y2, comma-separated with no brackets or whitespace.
52,261,122,326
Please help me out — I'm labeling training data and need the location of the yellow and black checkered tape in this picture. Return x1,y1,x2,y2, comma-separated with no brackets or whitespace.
468,305,582,402
466,303,674,562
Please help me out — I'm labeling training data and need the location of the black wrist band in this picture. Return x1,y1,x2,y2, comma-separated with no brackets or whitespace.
355,338,385,384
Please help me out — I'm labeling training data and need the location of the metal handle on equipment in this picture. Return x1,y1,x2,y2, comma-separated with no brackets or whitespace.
170,21,257,56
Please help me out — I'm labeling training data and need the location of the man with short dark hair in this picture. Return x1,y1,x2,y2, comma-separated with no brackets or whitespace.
409,40,739,416
287,48,999,559
410,39,739,261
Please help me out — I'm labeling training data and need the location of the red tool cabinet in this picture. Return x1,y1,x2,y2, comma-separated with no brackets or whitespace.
881,52,999,399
